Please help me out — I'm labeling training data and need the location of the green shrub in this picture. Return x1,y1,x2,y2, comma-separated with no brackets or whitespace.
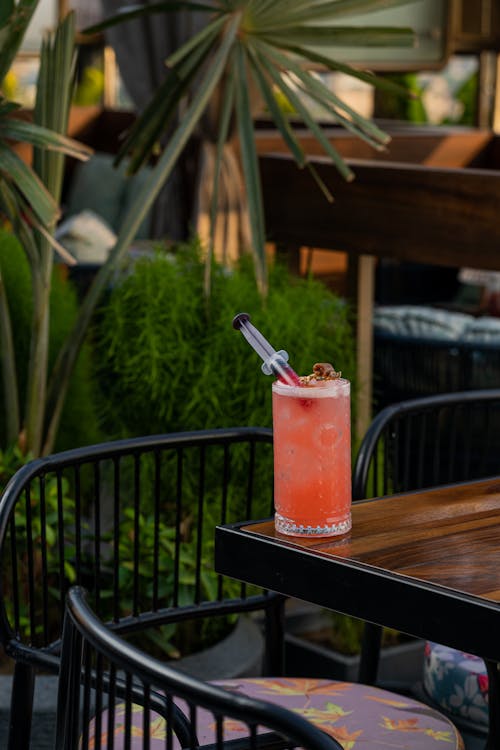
95,239,357,438
0,228,101,452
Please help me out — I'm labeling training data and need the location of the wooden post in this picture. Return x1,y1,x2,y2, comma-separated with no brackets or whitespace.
355,255,376,440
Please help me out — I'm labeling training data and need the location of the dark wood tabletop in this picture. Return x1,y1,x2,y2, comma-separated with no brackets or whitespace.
215,477,500,663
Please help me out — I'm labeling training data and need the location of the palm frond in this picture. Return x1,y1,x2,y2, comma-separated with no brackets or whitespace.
253,0,416,25
254,46,354,182
255,25,415,48
0,118,91,160
116,18,220,172
0,144,60,226
0,0,39,82
234,42,267,293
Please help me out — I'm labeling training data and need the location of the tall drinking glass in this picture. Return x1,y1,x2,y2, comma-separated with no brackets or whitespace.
272,377,351,537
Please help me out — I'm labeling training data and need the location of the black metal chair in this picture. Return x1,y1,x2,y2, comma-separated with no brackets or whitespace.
56,585,344,750
0,428,279,749
353,388,500,504
57,586,465,750
1,428,466,750
352,388,500,741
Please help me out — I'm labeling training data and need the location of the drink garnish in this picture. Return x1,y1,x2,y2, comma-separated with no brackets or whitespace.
299,363,341,385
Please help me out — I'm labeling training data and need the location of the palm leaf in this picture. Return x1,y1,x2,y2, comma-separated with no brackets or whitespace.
271,41,415,97
0,144,59,226
116,19,220,172
0,267,19,445
254,46,354,182
255,0,416,25
248,47,333,201
258,40,390,148
0,180,39,266
234,42,267,294
206,60,236,296
256,25,414,48
0,0,39,82
43,11,242,455
0,118,91,159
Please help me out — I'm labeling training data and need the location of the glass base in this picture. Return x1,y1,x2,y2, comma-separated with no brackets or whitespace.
274,512,351,538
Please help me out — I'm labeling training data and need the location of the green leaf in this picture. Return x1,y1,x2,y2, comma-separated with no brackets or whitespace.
256,0,416,25
0,1,14,27
0,119,91,160
0,0,39,83
116,19,219,172
271,41,414,98
43,10,242,455
247,48,306,167
234,42,267,295
259,41,389,148
206,58,236,295
256,25,415,48
0,144,59,226
0,266,20,445
253,45,354,182
166,14,227,68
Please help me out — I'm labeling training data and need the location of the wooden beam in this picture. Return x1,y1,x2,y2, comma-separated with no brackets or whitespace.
260,153,500,271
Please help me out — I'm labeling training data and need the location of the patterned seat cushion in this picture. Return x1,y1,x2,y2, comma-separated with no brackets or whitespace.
90,677,464,749
423,642,489,726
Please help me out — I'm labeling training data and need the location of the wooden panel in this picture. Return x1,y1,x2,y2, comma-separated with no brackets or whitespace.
256,127,494,169
243,478,500,601
260,153,500,271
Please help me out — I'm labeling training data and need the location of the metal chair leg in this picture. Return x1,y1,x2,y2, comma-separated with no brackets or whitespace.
8,661,35,750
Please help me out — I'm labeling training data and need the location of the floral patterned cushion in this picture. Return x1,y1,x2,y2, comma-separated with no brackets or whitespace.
90,677,464,749
423,642,489,726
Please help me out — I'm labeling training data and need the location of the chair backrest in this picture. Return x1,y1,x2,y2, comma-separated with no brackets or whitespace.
0,428,280,676
353,388,500,501
352,389,500,686
56,585,343,750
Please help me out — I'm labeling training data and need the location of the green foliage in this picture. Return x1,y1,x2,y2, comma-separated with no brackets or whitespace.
95,239,356,438
0,445,77,640
0,228,101,452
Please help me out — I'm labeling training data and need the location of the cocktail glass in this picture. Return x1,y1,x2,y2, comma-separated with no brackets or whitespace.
272,377,351,537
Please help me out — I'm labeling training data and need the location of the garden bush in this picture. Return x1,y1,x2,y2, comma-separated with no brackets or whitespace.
95,239,357,438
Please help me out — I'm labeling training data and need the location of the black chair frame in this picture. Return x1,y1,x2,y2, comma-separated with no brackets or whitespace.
352,388,500,742
57,585,343,750
0,427,283,750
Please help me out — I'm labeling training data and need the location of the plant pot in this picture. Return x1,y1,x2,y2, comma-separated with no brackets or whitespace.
285,632,426,685
283,600,425,686
173,615,264,680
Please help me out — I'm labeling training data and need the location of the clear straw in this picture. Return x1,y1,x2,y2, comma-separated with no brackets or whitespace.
232,313,301,387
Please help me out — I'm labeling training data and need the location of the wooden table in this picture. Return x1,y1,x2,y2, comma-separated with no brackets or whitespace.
215,477,500,748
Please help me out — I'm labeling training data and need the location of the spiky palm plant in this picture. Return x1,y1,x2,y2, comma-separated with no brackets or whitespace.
1,0,416,457
88,0,415,294
0,3,91,455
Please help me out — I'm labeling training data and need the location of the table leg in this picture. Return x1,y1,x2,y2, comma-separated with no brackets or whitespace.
485,660,500,750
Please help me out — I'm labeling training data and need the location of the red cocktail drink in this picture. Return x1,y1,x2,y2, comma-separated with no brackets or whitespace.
272,377,351,537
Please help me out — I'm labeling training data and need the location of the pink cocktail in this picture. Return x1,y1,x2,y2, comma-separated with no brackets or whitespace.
272,377,351,537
